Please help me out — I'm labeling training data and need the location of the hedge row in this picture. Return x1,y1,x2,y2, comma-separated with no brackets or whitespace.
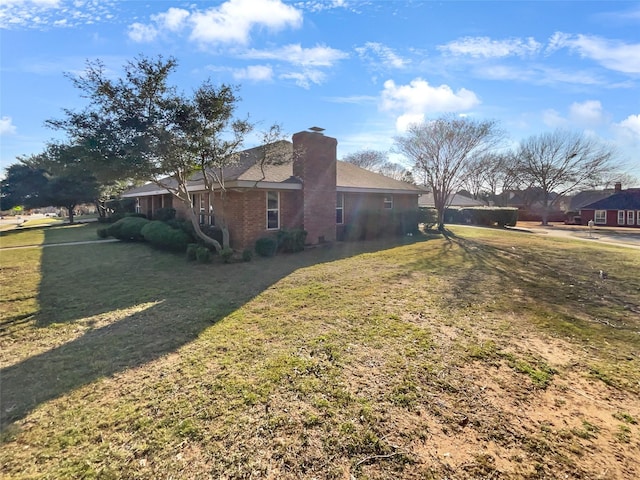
98,217,191,251
419,207,518,227
339,210,419,241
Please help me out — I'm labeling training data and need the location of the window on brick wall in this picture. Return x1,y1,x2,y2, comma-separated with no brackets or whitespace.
594,210,606,224
135,198,140,214
383,195,393,209
336,193,344,224
618,210,625,225
267,191,280,230
627,210,635,225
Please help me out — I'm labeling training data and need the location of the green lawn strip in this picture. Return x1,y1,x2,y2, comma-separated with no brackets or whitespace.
0,222,101,248
1,227,638,478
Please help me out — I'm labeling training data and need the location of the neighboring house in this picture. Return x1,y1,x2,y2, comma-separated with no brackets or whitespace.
563,188,614,224
418,192,486,208
121,128,426,249
501,188,565,222
580,183,640,228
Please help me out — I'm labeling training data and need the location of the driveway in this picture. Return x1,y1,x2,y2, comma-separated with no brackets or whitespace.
508,222,640,250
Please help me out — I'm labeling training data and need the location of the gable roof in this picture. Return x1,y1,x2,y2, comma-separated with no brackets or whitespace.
581,189,640,210
569,189,614,211
418,192,485,208
122,141,425,198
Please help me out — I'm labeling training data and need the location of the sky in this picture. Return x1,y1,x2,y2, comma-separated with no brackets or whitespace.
1,0,639,179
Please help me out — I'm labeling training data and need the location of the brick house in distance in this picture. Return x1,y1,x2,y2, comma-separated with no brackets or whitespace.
121,128,426,249
580,182,640,228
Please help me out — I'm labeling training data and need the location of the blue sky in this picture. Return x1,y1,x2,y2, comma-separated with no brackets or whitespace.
1,0,639,178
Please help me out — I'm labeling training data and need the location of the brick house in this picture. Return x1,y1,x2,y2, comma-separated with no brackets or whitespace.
579,183,640,228
121,128,426,249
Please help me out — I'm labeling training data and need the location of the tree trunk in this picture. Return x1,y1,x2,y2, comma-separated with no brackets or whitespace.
67,204,76,224
184,207,222,252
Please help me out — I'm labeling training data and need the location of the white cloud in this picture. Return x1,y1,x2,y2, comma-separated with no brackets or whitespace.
189,0,302,46
546,32,640,74
613,114,640,143
542,109,568,128
355,42,409,69
152,7,189,32
380,78,480,131
127,0,302,47
127,22,158,43
0,116,17,136
439,36,541,58
569,100,605,127
0,0,115,29
280,69,326,89
242,44,348,67
232,65,273,82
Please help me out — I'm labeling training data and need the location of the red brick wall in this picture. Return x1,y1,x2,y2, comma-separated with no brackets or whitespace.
293,131,337,244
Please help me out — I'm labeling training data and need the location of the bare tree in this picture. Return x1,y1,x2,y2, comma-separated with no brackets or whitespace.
343,149,388,170
514,130,616,225
394,115,503,230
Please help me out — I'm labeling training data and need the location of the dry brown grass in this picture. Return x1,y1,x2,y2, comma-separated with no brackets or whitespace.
1,225,639,479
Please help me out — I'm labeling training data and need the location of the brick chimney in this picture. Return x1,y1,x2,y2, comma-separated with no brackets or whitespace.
614,181,622,193
292,128,337,244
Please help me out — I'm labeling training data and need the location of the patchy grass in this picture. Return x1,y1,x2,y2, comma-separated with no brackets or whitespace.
1,225,639,479
0,222,100,248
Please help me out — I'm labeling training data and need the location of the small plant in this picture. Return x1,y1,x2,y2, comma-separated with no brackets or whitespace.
186,243,199,261
615,425,632,443
195,246,212,263
612,412,638,424
255,236,277,257
277,228,307,253
242,249,253,262
220,247,234,264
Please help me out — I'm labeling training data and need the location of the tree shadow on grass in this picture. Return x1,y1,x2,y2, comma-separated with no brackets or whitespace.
0,233,436,428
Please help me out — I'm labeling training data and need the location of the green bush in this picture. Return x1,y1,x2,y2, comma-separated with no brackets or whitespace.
141,221,190,252
154,207,176,222
220,247,234,263
107,216,149,241
242,249,253,262
444,207,518,227
277,228,307,253
186,243,199,261
255,236,278,257
196,246,212,263
199,224,224,245
97,227,110,239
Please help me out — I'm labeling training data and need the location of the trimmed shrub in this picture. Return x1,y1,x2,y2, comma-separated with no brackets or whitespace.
196,246,212,263
141,220,190,252
277,228,307,253
242,249,253,262
97,227,110,239
220,247,234,263
186,243,199,261
255,236,278,257
154,207,176,222
107,216,149,241
444,207,518,227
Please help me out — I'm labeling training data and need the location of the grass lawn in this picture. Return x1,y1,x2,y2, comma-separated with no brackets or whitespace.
1,225,639,479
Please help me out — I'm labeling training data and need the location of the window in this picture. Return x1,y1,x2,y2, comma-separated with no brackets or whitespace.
383,195,393,209
336,193,344,224
267,191,279,230
617,210,625,225
637,211,640,226
594,210,606,224
627,210,635,225
135,198,140,214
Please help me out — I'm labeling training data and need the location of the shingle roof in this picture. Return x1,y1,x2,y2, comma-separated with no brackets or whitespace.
581,189,640,210
419,192,485,208
569,189,614,211
123,140,425,197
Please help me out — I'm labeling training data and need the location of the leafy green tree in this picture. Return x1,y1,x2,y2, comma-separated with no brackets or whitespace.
47,55,285,251
1,164,49,211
